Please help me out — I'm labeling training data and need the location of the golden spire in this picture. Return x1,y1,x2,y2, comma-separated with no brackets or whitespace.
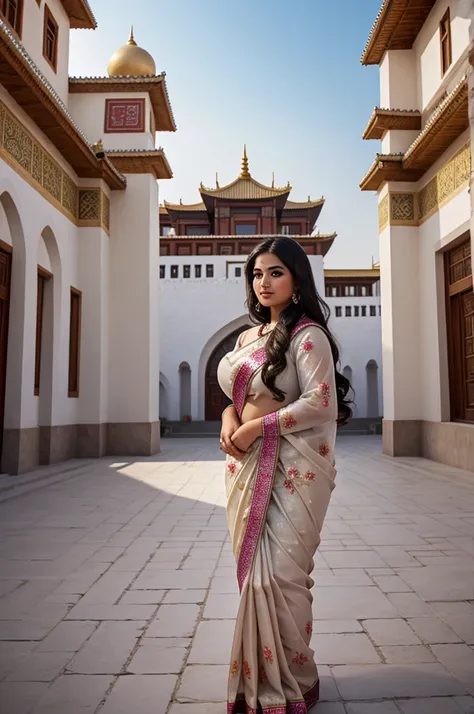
128,25,137,46
272,172,275,188
240,144,251,179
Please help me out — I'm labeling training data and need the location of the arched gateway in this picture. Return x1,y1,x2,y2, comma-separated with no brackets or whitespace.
205,327,246,421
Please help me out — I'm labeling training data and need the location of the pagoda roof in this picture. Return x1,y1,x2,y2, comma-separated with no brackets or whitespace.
69,74,176,132
163,200,206,212
284,197,324,209
363,108,422,140
362,0,437,65
360,76,468,190
199,146,291,203
61,0,97,29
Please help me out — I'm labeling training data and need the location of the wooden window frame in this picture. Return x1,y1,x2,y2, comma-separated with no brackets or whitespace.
43,4,59,73
34,266,52,396
0,0,24,38
440,8,452,77
68,288,82,398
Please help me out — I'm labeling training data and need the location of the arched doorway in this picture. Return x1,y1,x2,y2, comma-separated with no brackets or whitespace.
343,365,355,417
366,359,379,418
205,327,245,421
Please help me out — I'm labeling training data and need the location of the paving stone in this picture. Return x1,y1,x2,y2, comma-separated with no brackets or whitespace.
429,602,474,645
0,681,49,714
431,644,474,694
163,589,207,604
311,633,381,665
128,638,189,673
310,705,346,714
36,621,98,652
371,575,413,592
312,587,398,620
386,593,435,617
145,604,200,637
99,674,177,714
453,696,474,712
203,593,240,619
6,651,74,681
380,645,437,663
132,570,211,590
67,621,145,674
120,590,166,605
407,617,463,644
31,674,114,714
397,697,466,714
65,603,156,620
0,641,36,679
169,705,226,714
188,619,234,664
320,550,387,569
346,703,400,714
397,566,474,601
177,664,228,702
332,663,465,699
363,619,421,646
312,620,363,634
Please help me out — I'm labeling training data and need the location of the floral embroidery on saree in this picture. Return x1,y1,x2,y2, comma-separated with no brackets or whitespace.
318,382,330,408
228,460,238,475
301,339,313,352
263,646,273,663
292,652,309,666
305,621,313,635
281,411,297,430
243,661,252,679
318,443,330,457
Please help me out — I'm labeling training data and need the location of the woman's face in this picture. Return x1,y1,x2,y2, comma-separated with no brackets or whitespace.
253,252,295,314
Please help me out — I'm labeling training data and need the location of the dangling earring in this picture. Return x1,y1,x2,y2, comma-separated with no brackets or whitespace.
292,292,300,304
256,302,261,312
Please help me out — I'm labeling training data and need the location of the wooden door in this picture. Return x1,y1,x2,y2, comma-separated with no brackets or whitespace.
0,248,12,462
205,327,248,421
445,237,473,422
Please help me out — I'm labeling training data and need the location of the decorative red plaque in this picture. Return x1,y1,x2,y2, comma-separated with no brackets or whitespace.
104,98,145,133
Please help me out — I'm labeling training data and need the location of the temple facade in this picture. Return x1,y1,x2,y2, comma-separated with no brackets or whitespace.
159,151,382,424
0,2,175,473
361,0,473,469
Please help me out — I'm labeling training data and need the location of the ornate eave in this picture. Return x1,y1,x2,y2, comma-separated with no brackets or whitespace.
284,197,324,209
362,0,437,65
360,77,468,190
0,19,125,190
106,149,172,179
163,200,206,212
61,0,97,29
363,108,422,140
200,177,291,201
325,269,380,279
69,74,176,132
403,76,468,171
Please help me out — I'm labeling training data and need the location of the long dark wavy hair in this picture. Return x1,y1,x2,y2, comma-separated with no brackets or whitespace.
245,237,353,426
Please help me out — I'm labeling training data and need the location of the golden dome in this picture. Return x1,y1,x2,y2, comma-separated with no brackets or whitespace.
107,27,156,77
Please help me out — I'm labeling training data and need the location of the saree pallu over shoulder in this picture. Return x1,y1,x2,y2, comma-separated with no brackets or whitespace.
225,316,337,714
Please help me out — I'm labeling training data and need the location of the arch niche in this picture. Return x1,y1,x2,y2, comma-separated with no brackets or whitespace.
366,359,379,418
205,327,246,421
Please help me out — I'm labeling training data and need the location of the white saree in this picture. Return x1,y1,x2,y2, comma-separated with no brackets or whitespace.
218,317,338,714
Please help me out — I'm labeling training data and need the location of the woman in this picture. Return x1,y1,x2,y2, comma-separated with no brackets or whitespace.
217,237,352,714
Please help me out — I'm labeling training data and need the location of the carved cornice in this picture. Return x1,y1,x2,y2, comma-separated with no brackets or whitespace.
0,100,109,233
378,143,471,231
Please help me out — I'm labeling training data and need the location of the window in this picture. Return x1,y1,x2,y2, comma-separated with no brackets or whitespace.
43,5,59,72
335,306,342,317
186,226,209,236
171,265,178,278
195,265,202,278
183,265,191,279
379,306,381,315
361,306,367,317
34,269,50,395
68,288,82,397
281,225,290,235
370,305,377,316
162,226,172,236
331,287,337,297
361,286,367,296
354,306,360,317
206,264,214,278
160,265,165,279
345,306,352,317
1,0,23,35
344,286,355,296
235,267,242,277
235,224,256,235
440,8,452,76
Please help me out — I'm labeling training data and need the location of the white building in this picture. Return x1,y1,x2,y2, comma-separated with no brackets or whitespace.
159,154,382,426
361,0,474,470
0,3,175,474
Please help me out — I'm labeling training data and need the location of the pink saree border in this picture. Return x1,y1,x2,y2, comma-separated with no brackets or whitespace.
232,346,267,417
227,679,319,714
236,411,280,591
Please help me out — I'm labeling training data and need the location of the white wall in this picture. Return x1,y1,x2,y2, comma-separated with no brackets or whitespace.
380,50,418,110
159,254,382,421
21,0,71,105
69,93,156,150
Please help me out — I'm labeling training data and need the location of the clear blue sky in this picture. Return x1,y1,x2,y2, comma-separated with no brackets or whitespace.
69,0,382,268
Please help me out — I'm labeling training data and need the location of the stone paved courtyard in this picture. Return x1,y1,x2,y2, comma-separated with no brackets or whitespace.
0,436,474,714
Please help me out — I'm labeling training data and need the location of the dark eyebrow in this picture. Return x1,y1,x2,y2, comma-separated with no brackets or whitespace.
254,265,284,271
